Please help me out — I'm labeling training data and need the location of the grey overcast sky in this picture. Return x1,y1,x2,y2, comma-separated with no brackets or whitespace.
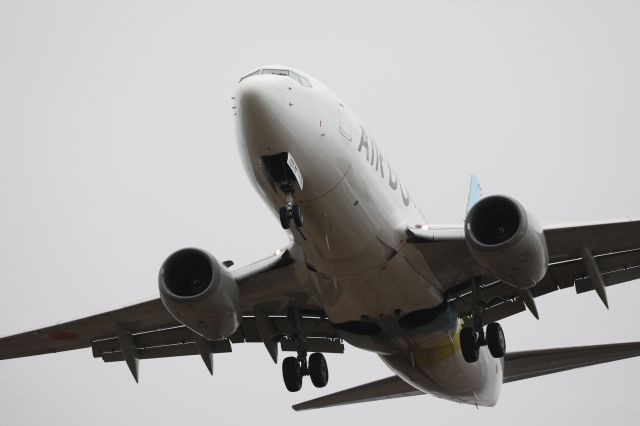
1,1,640,424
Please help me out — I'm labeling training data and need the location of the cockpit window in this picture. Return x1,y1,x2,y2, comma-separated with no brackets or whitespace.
289,71,303,85
239,68,313,87
262,68,289,77
239,69,260,82
299,75,312,88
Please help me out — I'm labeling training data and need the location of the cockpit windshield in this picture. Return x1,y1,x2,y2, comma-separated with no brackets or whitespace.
239,68,312,87
262,68,289,77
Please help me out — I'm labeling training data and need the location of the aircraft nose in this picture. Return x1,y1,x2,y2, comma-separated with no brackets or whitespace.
237,76,285,128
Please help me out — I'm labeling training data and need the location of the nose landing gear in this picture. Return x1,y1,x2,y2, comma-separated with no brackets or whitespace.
279,191,303,229
260,153,304,229
459,279,507,363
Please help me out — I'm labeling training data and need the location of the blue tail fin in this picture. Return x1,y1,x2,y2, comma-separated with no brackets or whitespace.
466,175,482,213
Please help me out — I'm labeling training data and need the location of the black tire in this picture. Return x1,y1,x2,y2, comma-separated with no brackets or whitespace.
292,204,303,227
486,322,506,358
460,327,479,363
282,356,302,392
279,207,290,230
308,353,328,388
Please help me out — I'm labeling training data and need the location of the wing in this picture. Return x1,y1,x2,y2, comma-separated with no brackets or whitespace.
292,376,421,411
0,249,343,380
407,219,640,323
503,341,640,383
293,340,640,410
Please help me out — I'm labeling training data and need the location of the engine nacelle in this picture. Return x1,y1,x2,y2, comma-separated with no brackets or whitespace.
465,195,549,289
158,248,241,340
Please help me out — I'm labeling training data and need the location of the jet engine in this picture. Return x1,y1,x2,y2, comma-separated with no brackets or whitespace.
465,195,549,289
158,248,241,340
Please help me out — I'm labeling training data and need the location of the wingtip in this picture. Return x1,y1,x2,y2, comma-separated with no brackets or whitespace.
291,400,321,411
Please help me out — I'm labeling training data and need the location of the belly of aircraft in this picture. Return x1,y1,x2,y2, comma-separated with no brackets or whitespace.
380,331,503,406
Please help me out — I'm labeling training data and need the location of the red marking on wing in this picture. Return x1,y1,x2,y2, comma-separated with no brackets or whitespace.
48,330,80,341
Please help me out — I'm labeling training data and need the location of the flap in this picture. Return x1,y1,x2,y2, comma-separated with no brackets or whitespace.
450,247,640,323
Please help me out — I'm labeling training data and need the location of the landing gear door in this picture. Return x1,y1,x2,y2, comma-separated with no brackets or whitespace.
287,153,304,190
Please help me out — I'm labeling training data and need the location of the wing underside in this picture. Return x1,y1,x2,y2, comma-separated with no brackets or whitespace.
0,249,344,380
0,299,343,377
293,340,640,410
503,341,640,383
408,219,640,323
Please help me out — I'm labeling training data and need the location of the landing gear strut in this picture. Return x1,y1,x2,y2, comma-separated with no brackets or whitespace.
460,279,506,363
281,309,328,392
279,191,303,229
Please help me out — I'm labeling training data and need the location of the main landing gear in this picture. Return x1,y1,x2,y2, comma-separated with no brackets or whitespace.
282,352,329,392
279,190,303,230
460,279,507,363
460,322,506,363
281,309,328,392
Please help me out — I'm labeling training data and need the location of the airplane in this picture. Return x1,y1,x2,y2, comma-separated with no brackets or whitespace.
2,65,640,411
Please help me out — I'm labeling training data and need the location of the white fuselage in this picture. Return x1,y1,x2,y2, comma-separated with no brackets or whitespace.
234,67,502,406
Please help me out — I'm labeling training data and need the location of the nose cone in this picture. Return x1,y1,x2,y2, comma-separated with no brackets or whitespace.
237,76,286,128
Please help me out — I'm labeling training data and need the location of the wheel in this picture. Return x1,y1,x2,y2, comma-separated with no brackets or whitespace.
279,207,290,230
460,327,480,363
486,322,506,358
282,356,302,392
308,353,328,388
292,204,303,227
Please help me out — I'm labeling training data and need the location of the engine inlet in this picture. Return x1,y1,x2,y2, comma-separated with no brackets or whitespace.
162,248,213,297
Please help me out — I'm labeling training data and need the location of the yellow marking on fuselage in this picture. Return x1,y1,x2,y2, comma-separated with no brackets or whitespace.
412,322,462,367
